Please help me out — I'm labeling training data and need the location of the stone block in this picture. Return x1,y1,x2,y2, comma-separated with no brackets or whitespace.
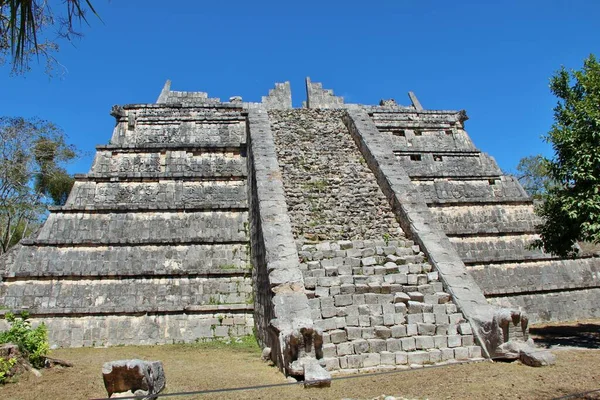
468,346,482,359
406,324,418,336
386,338,402,352
363,353,381,367
102,359,165,399
423,313,436,324
336,342,354,356
354,339,369,354
428,349,442,363
400,337,416,351
440,348,454,361
395,351,408,365
406,313,423,324
369,339,387,353
346,354,364,369
458,323,472,335
347,326,362,340
407,351,429,365
462,335,474,346
381,351,395,365
334,294,353,307
433,335,447,348
361,327,376,339
323,343,337,358
330,329,347,344
374,326,392,339
391,325,407,338
447,335,462,348
322,357,340,371
454,347,469,360
417,323,436,335
415,336,434,350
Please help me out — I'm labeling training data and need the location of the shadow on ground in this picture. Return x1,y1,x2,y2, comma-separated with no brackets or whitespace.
531,323,600,349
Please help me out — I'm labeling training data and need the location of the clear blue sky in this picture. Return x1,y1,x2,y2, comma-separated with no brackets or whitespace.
1,1,599,175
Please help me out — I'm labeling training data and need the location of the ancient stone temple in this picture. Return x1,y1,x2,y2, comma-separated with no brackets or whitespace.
0,78,598,379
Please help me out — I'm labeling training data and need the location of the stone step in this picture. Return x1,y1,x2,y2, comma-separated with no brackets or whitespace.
30,211,248,245
64,180,247,210
0,277,253,311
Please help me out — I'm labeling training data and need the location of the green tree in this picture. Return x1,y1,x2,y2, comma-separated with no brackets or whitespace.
515,154,556,199
0,0,98,74
534,54,600,257
0,117,76,253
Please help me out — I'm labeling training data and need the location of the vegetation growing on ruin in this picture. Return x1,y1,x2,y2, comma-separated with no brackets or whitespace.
0,312,49,369
531,54,600,257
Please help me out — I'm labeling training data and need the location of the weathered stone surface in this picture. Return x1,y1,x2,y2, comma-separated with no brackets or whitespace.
519,347,556,367
1,79,595,379
303,359,332,387
102,359,165,399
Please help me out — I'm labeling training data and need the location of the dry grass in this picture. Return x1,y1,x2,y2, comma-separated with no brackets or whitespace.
1,323,600,400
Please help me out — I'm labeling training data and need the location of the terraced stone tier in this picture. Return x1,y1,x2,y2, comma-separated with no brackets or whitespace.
1,312,254,347
413,177,530,204
468,258,600,297
112,112,246,147
33,211,248,244
378,128,477,152
3,243,249,277
450,234,552,264
65,181,247,210
431,204,540,235
0,276,253,311
370,110,464,130
300,240,482,372
394,152,501,178
91,150,246,177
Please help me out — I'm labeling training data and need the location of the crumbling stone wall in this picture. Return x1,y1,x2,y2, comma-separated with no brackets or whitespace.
269,109,403,243
269,108,482,371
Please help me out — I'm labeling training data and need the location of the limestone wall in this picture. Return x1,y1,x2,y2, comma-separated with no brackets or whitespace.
91,150,246,177
368,100,600,327
4,243,249,277
0,312,253,348
35,211,248,244
66,181,247,210
0,100,254,347
269,109,403,242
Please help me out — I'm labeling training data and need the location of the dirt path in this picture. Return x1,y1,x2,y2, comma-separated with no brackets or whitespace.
1,322,600,400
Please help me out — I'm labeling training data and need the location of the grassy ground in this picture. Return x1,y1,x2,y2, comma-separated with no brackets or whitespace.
2,323,600,400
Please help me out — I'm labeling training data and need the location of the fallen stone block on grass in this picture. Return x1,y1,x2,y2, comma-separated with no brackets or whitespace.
519,347,556,367
303,359,331,388
102,359,165,399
